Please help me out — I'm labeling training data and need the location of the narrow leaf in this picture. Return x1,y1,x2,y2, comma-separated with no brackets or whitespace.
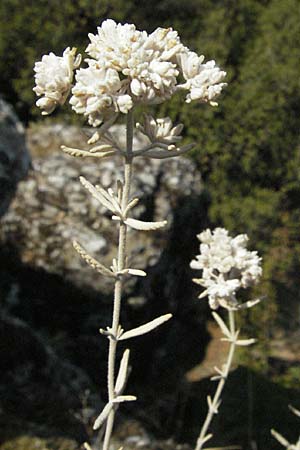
80,176,116,213
127,269,147,277
95,185,122,215
117,180,123,204
119,313,172,341
117,268,147,277
124,217,167,231
144,143,195,159
124,198,139,216
89,144,113,153
236,298,261,310
111,258,118,272
199,289,208,299
107,188,123,214
289,405,300,418
236,338,256,346
87,131,100,145
211,366,225,381
61,145,115,158
115,349,130,395
83,443,93,450
201,433,213,445
212,312,231,338
207,395,212,408
192,278,204,286
214,366,225,376
73,241,115,278
113,395,137,403
271,429,290,447
93,402,113,430
211,375,222,381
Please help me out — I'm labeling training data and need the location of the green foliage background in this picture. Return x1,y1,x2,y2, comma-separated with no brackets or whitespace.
1,0,300,373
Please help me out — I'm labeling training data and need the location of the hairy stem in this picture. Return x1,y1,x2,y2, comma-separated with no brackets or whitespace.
195,309,236,450
103,110,134,450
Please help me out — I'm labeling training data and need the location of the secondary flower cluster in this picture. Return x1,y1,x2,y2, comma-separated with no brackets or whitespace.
136,115,183,146
33,19,227,126
190,228,262,310
33,47,81,115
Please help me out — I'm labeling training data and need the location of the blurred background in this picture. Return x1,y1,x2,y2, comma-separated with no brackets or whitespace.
0,0,300,449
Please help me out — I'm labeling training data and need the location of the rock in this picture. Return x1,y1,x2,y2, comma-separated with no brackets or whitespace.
0,436,78,450
0,98,30,216
0,123,202,296
112,419,192,450
0,312,102,446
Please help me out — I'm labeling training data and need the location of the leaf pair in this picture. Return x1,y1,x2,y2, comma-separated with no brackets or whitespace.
93,394,137,430
212,312,256,346
80,176,122,216
74,241,146,280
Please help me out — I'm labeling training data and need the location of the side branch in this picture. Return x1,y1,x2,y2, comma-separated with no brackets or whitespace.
195,310,237,450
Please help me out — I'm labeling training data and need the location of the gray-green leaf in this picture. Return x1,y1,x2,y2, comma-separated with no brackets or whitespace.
119,313,172,341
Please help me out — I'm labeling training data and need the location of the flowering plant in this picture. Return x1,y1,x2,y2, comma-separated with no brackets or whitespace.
191,228,262,450
33,18,227,450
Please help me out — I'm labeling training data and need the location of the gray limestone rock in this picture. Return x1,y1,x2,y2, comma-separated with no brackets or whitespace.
0,98,31,216
0,123,202,295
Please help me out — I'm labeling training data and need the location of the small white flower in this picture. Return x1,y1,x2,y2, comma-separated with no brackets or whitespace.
144,27,184,61
137,115,183,145
200,275,240,310
33,47,81,115
178,50,205,80
191,228,262,310
116,95,133,114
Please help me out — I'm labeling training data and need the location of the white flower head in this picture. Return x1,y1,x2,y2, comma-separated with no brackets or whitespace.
86,20,182,105
177,50,227,106
33,19,227,123
137,114,183,145
86,19,145,71
33,47,81,115
191,228,262,310
70,61,132,127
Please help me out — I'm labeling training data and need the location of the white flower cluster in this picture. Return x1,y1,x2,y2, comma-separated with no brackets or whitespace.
33,47,81,115
136,115,183,146
177,52,227,105
33,19,227,126
190,228,262,310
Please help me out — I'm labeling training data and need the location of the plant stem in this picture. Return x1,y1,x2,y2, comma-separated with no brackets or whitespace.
103,110,134,450
195,309,236,450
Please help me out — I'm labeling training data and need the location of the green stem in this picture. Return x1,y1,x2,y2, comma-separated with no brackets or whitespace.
195,309,236,450
102,110,134,450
